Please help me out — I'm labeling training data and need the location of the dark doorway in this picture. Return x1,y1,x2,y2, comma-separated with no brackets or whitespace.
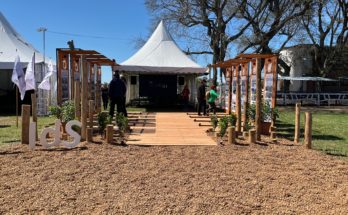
139,75,177,105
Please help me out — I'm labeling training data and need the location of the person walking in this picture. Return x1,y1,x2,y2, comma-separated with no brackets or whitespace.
101,83,109,110
207,85,219,115
197,79,207,116
109,73,126,118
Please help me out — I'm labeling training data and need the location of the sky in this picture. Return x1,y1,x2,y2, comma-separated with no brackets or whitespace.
1,0,163,82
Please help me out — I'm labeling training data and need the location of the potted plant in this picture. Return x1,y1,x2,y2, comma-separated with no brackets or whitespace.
218,116,229,137
49,105,62,120
228,113,237,127
247,102,277,135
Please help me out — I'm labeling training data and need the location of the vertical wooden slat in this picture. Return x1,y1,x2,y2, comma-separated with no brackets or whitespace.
81,55,88,141
227,67,232,114
236,65,241,133
242,62,250,131
31,93,38,140
255,58,262,141
21,105,31,144
74,80,81,120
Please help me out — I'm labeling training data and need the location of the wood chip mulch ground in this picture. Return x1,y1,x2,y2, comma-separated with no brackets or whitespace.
1,138,348,214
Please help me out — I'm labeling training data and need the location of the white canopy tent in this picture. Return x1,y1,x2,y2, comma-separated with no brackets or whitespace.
0,11,56,114
115,21,207,105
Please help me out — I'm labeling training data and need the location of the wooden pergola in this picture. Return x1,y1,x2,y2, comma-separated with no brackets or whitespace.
212,53,278,141
56,48,118,140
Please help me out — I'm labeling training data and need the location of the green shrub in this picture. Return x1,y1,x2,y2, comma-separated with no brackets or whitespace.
218,116,229,137
247,102,278,123
228,113,237,126
61,101,75,123
210,115,218,132
116,113,128,136
49,106,62,120
97,112,109,136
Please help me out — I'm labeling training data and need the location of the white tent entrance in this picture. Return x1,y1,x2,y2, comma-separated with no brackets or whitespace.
116,21,207,106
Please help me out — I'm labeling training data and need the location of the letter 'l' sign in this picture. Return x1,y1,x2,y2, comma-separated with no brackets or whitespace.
29,119,82,150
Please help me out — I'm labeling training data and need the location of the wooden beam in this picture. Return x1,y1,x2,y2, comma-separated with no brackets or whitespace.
255,58,262,141
236,66,241,133
81,55,88,141
242,62,249,131
237,53,278,59
227,67,232,114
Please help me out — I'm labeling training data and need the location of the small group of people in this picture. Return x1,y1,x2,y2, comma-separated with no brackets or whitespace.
197,79,219,116
101,73,128,118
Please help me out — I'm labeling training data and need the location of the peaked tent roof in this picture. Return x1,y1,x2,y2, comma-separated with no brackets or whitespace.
0,12,50,69
116,21,207,74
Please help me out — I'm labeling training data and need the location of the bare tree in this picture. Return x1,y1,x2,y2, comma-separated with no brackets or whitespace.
302,0,348,76
145,0,266,85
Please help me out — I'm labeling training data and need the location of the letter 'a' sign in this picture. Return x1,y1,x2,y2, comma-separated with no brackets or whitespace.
29,119,82,150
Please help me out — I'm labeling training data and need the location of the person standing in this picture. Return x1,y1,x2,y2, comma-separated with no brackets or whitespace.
101,83,109,110
207,85,219,115
197,79,207,116
109,73,126,118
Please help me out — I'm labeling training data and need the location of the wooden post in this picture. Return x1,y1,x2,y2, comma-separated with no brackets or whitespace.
255,58,262,141
74,80,81,120
242,62,250,131
304,112,312,149
227,67,232,114
106,124,114,143
228,126,236,144
294,103,301,144
31,93,38,140
236,65,242,133
87,128,93,143
81,56,88,141
243,131,248,139
249,129,256,143
21,105,31,144
89,100,94,128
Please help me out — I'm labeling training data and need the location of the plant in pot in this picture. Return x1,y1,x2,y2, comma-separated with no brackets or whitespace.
49,105,62,120
97,112,108,138
210,115,218,132
247,102,275,135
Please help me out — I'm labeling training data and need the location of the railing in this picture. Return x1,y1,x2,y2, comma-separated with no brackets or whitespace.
277,92,348,106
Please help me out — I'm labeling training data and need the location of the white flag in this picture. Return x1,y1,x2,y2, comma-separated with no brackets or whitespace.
25,52,36,91
11,56,26,100
38,60,55,90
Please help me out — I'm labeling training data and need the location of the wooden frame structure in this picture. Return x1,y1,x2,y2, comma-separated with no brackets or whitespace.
213,53,278,140
56,48,118,140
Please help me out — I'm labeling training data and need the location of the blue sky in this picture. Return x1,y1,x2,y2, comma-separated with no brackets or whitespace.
1,0,160,82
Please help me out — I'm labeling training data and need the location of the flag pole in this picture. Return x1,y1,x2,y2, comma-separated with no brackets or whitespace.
16,86,19,128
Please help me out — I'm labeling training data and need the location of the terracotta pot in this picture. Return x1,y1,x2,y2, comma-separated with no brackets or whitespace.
261,122,271,135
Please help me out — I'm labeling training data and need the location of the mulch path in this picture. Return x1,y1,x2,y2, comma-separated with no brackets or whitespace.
1,138,348,214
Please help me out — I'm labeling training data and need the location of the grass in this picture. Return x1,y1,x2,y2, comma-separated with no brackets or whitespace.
277,109,348,157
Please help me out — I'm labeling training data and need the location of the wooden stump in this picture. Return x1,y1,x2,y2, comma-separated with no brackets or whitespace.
294,103,301,144
304,112,312,149
21,105,31,144
228,126,236,144
248,129,256,144
243,131,248,139
106,124,114,143
87,128,93,143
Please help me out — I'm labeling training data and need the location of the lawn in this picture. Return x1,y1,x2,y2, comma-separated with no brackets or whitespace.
276,109,348,157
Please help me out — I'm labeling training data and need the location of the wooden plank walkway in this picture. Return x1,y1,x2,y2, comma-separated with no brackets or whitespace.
127,112,216,146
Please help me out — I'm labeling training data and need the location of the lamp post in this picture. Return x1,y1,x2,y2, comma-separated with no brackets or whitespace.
37,27,47,70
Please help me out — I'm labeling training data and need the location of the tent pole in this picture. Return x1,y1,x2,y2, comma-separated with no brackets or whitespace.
16,86,18,128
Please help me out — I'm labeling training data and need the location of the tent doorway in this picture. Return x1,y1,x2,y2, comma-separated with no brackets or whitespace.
139,75,177,105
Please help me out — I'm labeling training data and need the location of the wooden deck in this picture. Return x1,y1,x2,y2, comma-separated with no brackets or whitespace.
127,112,217,146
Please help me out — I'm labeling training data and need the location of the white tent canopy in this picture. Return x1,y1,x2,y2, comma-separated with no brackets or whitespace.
116,21,207,74
0,12,50,69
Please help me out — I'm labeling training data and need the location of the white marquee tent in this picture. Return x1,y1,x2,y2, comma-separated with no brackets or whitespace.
116,21,207,105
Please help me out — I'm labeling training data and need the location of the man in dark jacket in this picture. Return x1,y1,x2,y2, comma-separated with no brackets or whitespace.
197,79,207,116
109,73,126,118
